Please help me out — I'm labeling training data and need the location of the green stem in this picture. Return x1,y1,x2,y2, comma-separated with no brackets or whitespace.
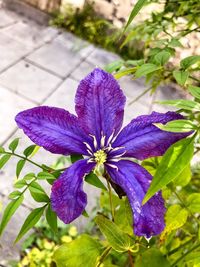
5,151,51,171
167,237,195,256
171,243,200,267
96,246,112,267
189,75,200,83
107,179,115,221
128,87,152,106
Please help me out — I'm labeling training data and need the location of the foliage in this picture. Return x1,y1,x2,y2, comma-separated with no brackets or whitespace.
51,1,143,60
106,0,200,97
13,221,79,267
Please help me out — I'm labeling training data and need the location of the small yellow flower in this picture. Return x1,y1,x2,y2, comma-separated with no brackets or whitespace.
69,226,78,237
61,235,72,243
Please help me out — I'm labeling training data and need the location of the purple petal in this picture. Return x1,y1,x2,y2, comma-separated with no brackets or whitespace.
51,159,95,223
75,68,126,146
106,160,165,237
15,106,91,156
113,111,191,160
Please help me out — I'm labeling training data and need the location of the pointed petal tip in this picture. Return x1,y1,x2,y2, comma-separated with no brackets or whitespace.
75,67,126,144
15,106,90,156
51,159,95,224
113,110,191,160
106,160,166,237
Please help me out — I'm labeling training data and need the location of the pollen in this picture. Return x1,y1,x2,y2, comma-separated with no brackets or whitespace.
94,149,107,164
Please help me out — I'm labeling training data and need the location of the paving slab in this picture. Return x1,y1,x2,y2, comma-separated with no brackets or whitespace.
44,77,78,114
1,20,59,48
0,33,31,72
0,85,34,145
0,9,18,28
86,47,121,68
0,60,62,103
55,32,95,58
27,33,94,78
70,60,96,81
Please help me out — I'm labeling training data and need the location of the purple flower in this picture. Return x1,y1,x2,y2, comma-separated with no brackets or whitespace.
15,68,190,237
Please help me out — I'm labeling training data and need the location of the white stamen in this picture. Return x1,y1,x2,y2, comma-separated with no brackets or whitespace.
112,151,126,158
83,142,93,152
104,145,113,152
109,158,121,162
100,135,106,148
89,134,98,149
87,149,93,156
87,158,95,163
106,163,118,170
106,131,115,146
111,146,124,152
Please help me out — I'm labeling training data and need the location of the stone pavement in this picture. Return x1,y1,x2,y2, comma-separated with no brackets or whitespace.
0,7,184,265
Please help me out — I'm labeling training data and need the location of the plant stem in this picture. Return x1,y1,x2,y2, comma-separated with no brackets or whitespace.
128,250,134,267
96,246,112,267
4,151,51,171
107,179,115,221
128,87,152,106
171,242,200,267
167,237,195,256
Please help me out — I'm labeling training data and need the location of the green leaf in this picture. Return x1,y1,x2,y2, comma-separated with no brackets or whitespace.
124,0,148,32
114,198,133,235
15,206,46,243
154,119,196,133
95,215,135,252
168,38,183,48
46,204,57,233
82,209,89,217
154,51,171,65
173,70,189,86
114,68,135,79
135,248,170,267
37,171,56,180
180,55,200,70
143,137,194,204
0,195,24,236
29,181,49,203
8,138,20,152
104,60,124,73
70,154,83,163
184,251,200,264
53,234,102,267
173,164,191,187
85,172,107,190
8,190,21,199
187,193,200,213
188,85,200,100
23,173,35,180
160,205,188,240
0,146,5,154
126,59,144,66
135,63,161,78
14,179,27,189
159,99,200,111
0,154,11,169
23,145,37,158
16,159,26,178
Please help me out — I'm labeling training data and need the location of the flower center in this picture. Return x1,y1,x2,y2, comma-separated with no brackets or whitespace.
94,149,107,164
